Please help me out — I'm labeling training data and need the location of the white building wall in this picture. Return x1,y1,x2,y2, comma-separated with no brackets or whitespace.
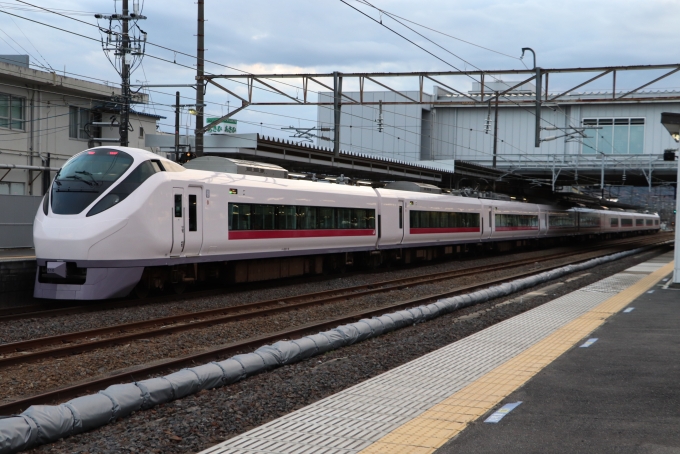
317,91,430,162
0,61,159,196
317,90,680,167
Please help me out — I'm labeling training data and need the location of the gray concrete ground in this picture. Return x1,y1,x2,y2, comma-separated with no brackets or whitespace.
437,273,680,454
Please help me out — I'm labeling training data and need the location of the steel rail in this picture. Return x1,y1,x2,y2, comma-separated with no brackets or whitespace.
0,234,664,321
0,238,670,415
0,237,662,364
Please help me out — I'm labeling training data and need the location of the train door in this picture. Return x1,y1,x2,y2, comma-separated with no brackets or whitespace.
183,186,204,256
482,205,492,240
398,200,406,244
171,187,185,256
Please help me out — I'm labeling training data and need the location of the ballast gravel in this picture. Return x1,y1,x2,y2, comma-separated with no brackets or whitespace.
0,247,635,402
0,242,617,345
23,248,665,454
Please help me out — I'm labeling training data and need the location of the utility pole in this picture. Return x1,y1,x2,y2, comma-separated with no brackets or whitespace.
333,71,342,158
120,0,130,146
492,92,499,168
95,1,147,147
195,0,205,157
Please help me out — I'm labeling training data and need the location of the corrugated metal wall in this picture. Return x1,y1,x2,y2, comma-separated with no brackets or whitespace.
317,91,430,161
318,92,680,164
0,195,41,248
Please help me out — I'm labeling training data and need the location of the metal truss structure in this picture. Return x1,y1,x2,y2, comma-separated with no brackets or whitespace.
197,63,680,157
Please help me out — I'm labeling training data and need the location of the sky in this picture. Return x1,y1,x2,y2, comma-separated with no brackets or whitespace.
1,0,679,142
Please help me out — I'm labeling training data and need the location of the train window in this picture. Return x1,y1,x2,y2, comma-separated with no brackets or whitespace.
399,206,403,229
53,149,134,215
636,219,644,226
409,210,480,229
318,207,335,229
297,206,317,230
549,213,577,228
175,195,182,217
646,219,653,226
655,220,659,225
489,211,491,228
495,214,539,229
86,160,161,217
276,205,297,229
611,218,619,227
621,218,633,227
229,203,375,231
580,214,601,227
337,208,352,229
189,195,197,231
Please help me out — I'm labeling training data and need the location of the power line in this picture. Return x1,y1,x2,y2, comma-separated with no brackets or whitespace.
2,3,565,168
352,0,523,62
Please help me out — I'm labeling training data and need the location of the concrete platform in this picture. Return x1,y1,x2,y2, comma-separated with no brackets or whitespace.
200,251,676,454
0,248,35,262
436,253,680,454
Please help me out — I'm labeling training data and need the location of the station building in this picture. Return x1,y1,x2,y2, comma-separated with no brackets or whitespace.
0,55,162,197
317,83,680,221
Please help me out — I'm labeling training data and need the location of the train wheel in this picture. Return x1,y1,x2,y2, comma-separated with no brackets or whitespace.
172,281,186,295
132,275,150,299
133,282,149,299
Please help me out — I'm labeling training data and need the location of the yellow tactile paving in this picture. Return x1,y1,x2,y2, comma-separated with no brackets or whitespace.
360,261,674,454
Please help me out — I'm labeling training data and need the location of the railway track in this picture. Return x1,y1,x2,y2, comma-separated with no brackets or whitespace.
0,234,668,322
0,235,665,367
0,236,671,414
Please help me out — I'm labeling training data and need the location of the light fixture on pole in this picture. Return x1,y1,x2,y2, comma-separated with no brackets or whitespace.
660,112,680,285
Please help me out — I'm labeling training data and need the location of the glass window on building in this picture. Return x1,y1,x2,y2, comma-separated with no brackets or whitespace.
0,182,26,195
69,106,93,139
581,118,645,154
0,93,25,130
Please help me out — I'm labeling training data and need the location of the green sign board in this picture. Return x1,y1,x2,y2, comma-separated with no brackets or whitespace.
206,118,237,134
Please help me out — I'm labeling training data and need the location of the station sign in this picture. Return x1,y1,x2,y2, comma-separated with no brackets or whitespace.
206,118,237,134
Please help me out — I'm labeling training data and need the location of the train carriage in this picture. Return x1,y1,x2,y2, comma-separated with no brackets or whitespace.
33,146,660,300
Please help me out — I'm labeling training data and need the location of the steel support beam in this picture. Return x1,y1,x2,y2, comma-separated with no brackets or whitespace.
535,67,542,148
333,72,342,158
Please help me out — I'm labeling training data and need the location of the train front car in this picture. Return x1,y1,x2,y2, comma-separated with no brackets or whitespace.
33,146,181,300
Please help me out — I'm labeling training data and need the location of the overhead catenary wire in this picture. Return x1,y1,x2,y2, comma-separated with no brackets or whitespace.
351,0,525,62
0,2,630,176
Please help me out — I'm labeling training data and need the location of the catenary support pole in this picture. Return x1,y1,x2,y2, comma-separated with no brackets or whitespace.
175,91,180,161
674,159,680,283
120,0,130,147
333,71,342,158
534,67,542,147
195,0,205,157
493,92,499,168
601,154,606,199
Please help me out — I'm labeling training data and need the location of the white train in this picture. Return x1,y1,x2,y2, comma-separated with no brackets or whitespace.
33,147,660,300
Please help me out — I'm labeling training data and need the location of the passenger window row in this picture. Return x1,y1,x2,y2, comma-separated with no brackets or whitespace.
409,210,480,229
549,213,577,228
229,203,376,231
495,214,539,228
579,215,601,227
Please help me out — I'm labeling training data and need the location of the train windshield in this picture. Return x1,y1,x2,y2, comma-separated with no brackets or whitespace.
51,149,134,215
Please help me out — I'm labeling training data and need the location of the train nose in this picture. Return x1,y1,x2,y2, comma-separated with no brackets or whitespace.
34,216,128,261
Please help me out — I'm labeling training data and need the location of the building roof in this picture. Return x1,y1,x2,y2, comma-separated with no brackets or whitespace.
0,57,148,104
